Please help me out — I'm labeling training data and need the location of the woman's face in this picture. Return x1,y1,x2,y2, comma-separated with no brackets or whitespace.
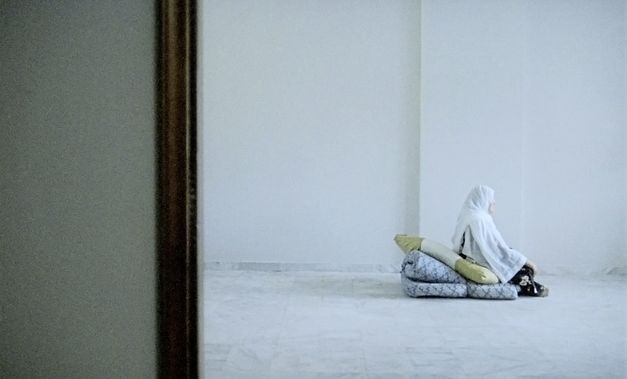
488,201,496,215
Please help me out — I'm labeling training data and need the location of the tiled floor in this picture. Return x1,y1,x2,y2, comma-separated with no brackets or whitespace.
203,270,627,378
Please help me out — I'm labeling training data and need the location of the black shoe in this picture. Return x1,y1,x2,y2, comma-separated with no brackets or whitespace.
538,286,549,297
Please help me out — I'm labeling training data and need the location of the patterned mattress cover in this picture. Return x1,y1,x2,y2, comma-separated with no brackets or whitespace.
401,251,518,300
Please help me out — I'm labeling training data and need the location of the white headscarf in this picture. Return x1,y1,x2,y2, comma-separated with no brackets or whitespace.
451,185,526,283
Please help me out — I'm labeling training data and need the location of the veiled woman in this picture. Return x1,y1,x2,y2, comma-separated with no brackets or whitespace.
452,185,548,297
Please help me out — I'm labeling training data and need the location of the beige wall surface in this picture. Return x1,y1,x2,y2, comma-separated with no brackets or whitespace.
0,1,157,377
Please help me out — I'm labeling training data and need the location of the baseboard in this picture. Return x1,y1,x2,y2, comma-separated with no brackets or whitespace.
538,265,627,277
606,265,627,276
204,261,401,273
204,262,627,276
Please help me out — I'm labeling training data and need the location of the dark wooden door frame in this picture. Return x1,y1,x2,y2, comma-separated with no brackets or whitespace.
158,0,199,377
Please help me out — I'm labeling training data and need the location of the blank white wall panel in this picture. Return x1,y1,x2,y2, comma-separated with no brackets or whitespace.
201,0,420,265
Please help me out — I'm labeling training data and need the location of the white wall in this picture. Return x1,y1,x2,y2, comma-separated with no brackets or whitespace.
521,0,626,274
201,0,420,265
419,0,526,248
201,0,625,273
0,1,157,377
420,0,626,274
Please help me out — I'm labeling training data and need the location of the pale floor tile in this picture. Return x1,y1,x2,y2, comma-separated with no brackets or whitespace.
272,346,365,373
203,271,627,378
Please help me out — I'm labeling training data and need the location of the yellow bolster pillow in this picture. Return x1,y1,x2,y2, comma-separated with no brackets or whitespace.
393,234,424,254
454,259,499,284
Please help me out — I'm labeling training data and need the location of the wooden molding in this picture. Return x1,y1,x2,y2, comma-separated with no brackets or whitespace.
157,0,198,378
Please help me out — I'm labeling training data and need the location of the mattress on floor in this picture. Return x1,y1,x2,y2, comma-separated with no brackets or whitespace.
401,251,518,300
466,282,518,300
401,272,467,298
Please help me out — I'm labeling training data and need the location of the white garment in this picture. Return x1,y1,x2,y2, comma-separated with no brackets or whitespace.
451,185,526,283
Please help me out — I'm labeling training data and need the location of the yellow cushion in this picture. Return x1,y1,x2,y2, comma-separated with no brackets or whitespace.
394,234,423,254
454,259,499,284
